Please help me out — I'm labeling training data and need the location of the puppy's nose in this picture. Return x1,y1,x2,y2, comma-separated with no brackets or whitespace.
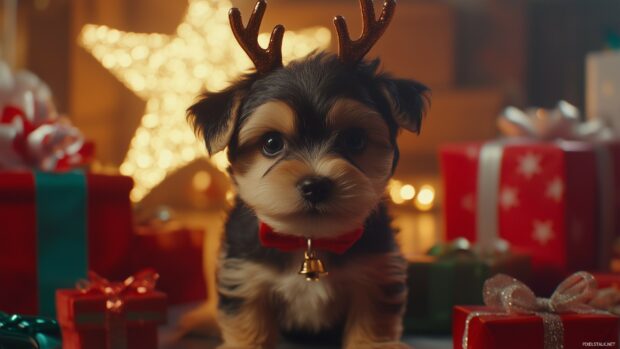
297,176,333,204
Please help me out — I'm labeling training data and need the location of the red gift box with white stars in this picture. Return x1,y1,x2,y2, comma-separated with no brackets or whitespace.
441,141,604,294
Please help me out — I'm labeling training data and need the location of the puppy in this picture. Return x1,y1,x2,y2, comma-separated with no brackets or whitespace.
188,1,429,348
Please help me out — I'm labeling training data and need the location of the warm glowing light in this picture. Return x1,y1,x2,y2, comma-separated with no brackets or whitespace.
225,190,235,205
414,185,435,211
80,0,331,201
399,184,416,201
388,180,405,204
192,170,212,191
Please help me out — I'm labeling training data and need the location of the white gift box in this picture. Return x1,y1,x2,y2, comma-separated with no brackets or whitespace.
586,51,620,137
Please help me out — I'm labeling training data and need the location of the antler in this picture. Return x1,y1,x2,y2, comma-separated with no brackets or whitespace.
334,0,396,64
229,0,284,74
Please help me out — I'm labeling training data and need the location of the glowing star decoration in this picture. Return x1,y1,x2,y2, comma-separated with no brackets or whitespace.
80,0,331,201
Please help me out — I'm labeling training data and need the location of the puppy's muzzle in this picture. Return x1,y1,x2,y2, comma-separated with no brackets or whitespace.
297,176,333,205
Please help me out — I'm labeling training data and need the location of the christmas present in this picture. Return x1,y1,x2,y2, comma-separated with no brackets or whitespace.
453,272,619,349
592,272,620,290
0,311,61,349
441,101,620,294
404,239,531,334
130,223,207,304
0,171,134,316
0,63,93,171
56,270,167,349
587,273,620,315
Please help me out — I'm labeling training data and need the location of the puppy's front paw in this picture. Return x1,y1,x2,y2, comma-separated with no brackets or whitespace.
346,341,412,349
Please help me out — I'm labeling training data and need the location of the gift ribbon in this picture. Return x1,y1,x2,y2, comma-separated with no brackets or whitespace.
462,271,601,349
76,269,160,349
35,171,88,317
0,105,92,171
477,102,617,265
0,312,61,349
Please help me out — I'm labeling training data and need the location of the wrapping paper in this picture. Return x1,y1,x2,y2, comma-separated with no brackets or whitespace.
130,225,207,304
453,306,619,349
0,171,134,315
56,270,167,349
453,272,619,349
403,242,531,333
0,63,92,171
441,102,620,293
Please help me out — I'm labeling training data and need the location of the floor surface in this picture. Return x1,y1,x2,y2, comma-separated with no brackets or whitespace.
159,303,453,349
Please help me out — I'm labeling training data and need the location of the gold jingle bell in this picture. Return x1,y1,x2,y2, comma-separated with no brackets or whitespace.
298,238,328,281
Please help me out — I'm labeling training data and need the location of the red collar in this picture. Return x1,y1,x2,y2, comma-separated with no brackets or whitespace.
258,222,363,254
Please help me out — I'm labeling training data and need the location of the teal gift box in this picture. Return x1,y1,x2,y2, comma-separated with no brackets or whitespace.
0,171,134,316
403,242,531,334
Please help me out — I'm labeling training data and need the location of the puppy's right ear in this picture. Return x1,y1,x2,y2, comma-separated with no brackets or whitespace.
187,86,245,155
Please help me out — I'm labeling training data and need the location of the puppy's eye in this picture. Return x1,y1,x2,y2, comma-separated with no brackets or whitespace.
262,132,285,157
339,128,367,153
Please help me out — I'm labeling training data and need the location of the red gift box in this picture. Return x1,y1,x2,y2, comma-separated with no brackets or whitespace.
0,171,134,314
130,226,207,304
441,141,601,293
453,305,619,349
593,273,620,290
56,271,167,349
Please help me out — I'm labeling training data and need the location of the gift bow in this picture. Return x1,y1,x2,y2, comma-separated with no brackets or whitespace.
484,271,597,315
498,100,614,141
0,312,61,349
463,272,601,349
0,105,92,171
76,269,159,313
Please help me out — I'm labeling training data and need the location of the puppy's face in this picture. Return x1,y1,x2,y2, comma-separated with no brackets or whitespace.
189,54,428,238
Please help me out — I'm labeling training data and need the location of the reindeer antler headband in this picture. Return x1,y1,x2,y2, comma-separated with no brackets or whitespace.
229,0,397,74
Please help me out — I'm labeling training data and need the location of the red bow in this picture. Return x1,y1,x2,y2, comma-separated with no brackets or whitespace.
1,105,93,171
76,269,159,312
259,222,363,254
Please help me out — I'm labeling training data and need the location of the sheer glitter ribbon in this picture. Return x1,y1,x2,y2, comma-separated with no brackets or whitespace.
462,271,600,349
76,269,159,349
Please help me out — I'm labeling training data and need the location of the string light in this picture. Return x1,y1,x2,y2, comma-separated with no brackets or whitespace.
387,180,436,211
388,180,405,204
80,0,331,202
414,184,435,211
192,170,212,191
399,184,416,200
225,190,235,205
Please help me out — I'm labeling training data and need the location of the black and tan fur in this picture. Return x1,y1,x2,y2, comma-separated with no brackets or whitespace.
188,3,429,349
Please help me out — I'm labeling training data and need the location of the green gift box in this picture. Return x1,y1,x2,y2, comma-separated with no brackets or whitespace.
403,244,531,334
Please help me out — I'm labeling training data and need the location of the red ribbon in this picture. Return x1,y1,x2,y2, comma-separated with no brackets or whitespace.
76,269,159,313
258,222,363,254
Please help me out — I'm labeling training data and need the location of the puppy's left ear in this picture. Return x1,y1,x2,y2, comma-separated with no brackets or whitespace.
380,78,430,133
